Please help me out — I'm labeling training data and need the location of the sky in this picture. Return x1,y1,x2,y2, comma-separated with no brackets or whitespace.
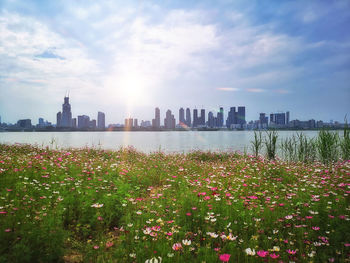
0,0,349,125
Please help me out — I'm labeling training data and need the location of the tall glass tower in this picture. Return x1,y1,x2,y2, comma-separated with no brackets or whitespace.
61,96,72,127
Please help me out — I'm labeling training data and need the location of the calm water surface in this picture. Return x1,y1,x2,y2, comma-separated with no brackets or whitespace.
0,131,321,153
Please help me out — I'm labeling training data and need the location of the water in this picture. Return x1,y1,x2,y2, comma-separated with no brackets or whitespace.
0,130,322,153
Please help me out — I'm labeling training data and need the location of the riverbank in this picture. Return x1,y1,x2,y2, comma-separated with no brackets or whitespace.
0,144,349,262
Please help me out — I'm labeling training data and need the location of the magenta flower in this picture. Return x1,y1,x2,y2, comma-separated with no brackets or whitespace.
219,254,231,262
286,249,297,255
257,250,269,257
270,253,280,259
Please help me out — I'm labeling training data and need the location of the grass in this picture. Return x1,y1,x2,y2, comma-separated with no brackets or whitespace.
0,143,349,262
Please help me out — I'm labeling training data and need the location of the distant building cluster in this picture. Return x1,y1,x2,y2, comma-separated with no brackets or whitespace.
0,96,346,131
56,96,105,130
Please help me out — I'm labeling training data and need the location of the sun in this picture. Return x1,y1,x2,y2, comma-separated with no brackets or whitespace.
119,74,146,105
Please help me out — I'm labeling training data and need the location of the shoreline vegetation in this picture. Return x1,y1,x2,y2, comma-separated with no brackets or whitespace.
0,130,349,262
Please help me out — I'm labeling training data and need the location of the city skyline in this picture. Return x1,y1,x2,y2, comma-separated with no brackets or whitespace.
0,1,349,124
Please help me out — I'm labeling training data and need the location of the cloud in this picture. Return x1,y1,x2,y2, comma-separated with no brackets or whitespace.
216,87,239,92
245,88,265,93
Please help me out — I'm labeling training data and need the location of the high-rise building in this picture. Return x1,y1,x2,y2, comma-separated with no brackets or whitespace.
179,108,185,125
200,109,205,126
152,107,160,128
286,111,290,124
185,108,191,127
97,112,105,129
217,107,224,127
164,110,175,129
134,118,138,127
78,115,90,129
226,107,236,128
72,118,77,128
89,119,97,129
193,109,198,127
61,96,72,127
125,118,133,128
17,119,32,129
259,112,269,128
237,106,246,126
270,113,286,126
208,111,215,128
56,112,62,127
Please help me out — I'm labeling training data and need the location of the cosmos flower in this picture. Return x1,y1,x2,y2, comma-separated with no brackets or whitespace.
245,248,256,256
219,254,231,262
172,243,183,251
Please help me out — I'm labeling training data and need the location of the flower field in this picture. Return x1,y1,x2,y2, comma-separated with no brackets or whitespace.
0,144,349,262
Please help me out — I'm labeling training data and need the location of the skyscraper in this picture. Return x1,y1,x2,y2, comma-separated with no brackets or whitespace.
237,106,246,126
61,96,72,127
185,108,191,127
164,110,175,129
217,107,224,127
56,112,62,127
200,109,205,126
179,108,185,125
286,111,290,124
97,111,105,129
208,111,215,128
270,113,286,126
193,109,198,127
78,115,90,129
226,107,236,128
152,107,160,128
259,113,268,128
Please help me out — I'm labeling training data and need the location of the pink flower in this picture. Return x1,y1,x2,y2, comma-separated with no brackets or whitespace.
219,254,231,262
93,245,99,249
312,226,320,230
286,249,297,255
257,250,269,257
270,253,280,259
106,241,114,248
186,213,192,216
172,243,183,251
97,216,103,221
4,229,11,232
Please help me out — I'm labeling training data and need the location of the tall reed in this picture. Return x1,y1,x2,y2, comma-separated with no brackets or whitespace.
281,135,297,162
265,130,278,160
316,129,339,164
250,131,263,158
296,132,316,163
340,120,350,160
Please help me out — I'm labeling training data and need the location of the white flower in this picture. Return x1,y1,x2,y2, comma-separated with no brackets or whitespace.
91,203,103,208
206,232,219,238
245,248,256,256
273,246,280,252
182,239,191,246
145,257,162,263
167,253,174,258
